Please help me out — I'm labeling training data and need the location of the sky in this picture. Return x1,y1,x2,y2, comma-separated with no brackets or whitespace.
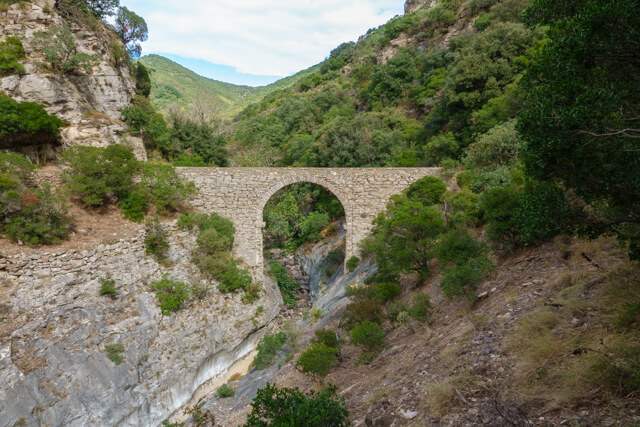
118,0,405,86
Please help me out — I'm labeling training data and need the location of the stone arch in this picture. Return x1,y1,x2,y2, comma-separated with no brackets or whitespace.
255,176,352,277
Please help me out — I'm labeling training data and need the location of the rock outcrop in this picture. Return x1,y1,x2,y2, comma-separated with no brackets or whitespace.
0,0,146,160
404,0,434,14
0,222,282,426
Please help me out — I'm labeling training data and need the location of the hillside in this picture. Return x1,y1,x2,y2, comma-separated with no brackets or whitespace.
139,54,320,120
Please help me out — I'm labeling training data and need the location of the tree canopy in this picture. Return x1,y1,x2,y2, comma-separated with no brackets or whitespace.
518,0,640,258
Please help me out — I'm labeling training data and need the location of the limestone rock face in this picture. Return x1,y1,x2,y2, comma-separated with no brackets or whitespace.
0,1,146,160
0,223,282,426
404,0,435,14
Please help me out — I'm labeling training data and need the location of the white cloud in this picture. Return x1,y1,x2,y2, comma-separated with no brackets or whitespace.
121,0,405,77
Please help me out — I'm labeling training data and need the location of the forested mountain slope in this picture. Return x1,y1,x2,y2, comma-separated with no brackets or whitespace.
139,54,320,120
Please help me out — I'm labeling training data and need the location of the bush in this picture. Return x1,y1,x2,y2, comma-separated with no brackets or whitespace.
435,228,486,266
105,343,125,365
144,218,169,261
313,328,340,349
423,132,459,165
62,145,138,208
299,211,329,243
217,383,235,398
445,189,481,227
372,282,401,303
479,186,521,249
0,36,25,76
254,332,287,370
118,187,148,221
4,184,74,245
351,321,385,361
245,383,349,427
405,176,447,205
408,293,432,322
150,276,191,315
177,212,208,230
0,94,66,147
440,256,493,300
346,256,360,272
217,261,253,294
139,162,196,213
99,279,117,298
388,300,409,323
297,343,339,378
268,261,300,307
341,294,384,330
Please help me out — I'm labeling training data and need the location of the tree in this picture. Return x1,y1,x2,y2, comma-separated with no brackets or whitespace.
115,6,148,58
518,0,640,258
86,0,119,19
364,194,445,281
244,383,349,427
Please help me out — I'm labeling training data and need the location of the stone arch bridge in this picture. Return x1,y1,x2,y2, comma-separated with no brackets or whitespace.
178,168,440,279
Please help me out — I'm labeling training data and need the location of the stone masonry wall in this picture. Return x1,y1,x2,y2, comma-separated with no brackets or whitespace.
178,167,441,279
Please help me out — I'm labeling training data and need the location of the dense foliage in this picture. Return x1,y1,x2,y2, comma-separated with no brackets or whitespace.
518,0,640,259
245,383,349,427
0,153,73,245
62,145,195,220
0,36,25,76
263,183,343,250
0,94,66,148
150,276,191,315
180,212,258,302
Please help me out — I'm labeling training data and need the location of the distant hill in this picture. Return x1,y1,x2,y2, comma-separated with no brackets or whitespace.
138,55,320,120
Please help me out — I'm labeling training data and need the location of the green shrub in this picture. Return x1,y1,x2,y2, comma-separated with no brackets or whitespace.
4,184,73,245
62,145,138,208
268,260,300,307
341,292,384,330
172,153,205,167
435,229,486,266
299,211,329,243
372,282,401,303
144,218,169,261
405,176,447,205
479,186,521,249
118,187,148,221
99,279,117,298
408,293,432,322
254,332,287,370
139,162,196,213
440,256,493,300
297,342,339,378
313,328,339,349
351,321,385,362
423,133,459,166
245,383,349,427
0,94,66,147
388,300,409,323
445,189,481,227
0,36,26,76
150,276,191,315
217,261,253,293
217,383,235,398
346,256,360,272
177,212,208,230
474,12,492,31
105,343,125,365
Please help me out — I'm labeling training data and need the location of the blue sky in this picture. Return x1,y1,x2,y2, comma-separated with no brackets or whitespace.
119,0,405,86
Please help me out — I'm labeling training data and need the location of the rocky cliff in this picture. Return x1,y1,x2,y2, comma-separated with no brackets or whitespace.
0,220,282,426
0,0,146,160
404,0,434,14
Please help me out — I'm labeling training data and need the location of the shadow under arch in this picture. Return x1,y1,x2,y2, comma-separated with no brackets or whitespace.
256,176,352,278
